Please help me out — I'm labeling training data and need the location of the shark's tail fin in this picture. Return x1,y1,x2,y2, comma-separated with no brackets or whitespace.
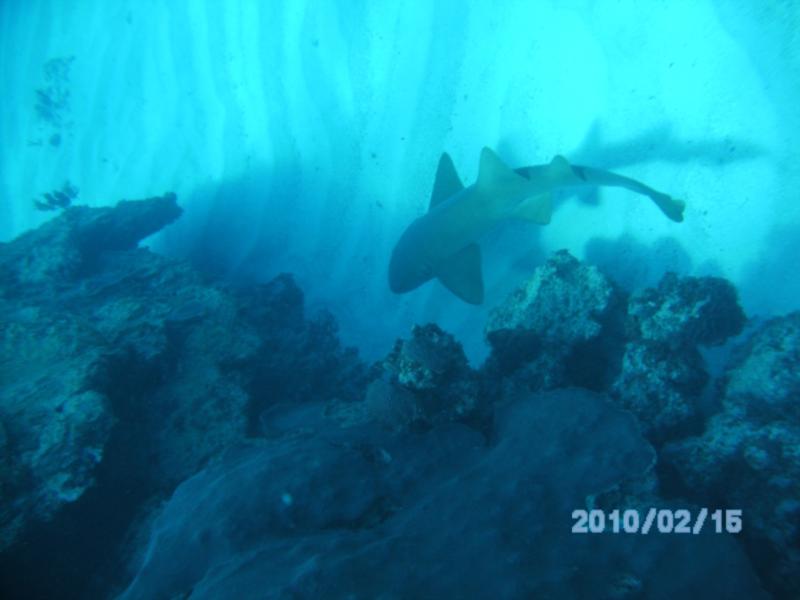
650,192,685,222
571,163,686,223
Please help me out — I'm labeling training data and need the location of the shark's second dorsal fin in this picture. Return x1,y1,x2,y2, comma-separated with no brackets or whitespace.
429,153,464,211
436,243,484,304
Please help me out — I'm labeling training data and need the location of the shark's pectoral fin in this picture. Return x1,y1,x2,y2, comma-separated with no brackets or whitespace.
436,243,484,304
477,147,530,199
429,153,464,210
514,193,553,224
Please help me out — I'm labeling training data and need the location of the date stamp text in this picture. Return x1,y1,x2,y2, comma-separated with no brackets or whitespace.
571,508,742,535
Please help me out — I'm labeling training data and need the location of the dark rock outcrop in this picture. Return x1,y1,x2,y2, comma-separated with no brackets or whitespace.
243,276,369,436
0,194,183,550
0,305,113,551
118,388,765,600
0,195,366,598
481,252,748,446
664,312,800,597
0,199,786,598
364,323,485,432
610,273,746,444
609,341,708,443
625,272,747,349
0,193,182,292
484,250,624,390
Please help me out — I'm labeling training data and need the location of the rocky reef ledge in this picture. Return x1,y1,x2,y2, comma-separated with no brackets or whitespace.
0,195,366,597
0,196,794,599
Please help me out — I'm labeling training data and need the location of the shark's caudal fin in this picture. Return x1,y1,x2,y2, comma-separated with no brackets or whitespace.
567,162,686,222
650,192,686,222
429,153,464,210
436,243,484,304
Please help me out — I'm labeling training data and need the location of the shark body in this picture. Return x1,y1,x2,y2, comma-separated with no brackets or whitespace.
388,147,684,304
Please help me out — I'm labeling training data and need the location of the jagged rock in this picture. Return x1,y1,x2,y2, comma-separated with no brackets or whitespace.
485,250,623,389
386,323,470,391
0,196,367,577
0,195,185,550
486,250,618,347
0,193,776,599
366,323,484,431
242,276,369,436
0,193,181,292
663,312,800,598
363,378,420,431
609,273,745,444
626,272,746,349
610,343,708,443
0,301,114,550
724,312,800,422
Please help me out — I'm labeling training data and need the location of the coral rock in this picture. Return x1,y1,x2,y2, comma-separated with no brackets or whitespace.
626,272,746,349
369,324,484,431
664,312,800,597
485,250,623,389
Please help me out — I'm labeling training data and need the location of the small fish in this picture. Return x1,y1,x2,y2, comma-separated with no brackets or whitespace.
43,192,57,204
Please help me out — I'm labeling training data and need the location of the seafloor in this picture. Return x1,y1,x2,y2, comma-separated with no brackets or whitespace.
0,194,797,598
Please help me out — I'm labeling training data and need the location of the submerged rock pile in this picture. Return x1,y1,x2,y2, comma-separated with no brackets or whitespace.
117,388,762,600
481,250,746,445
0,194,184,551
664,312,800,594
0,195,365,596
364,323,486,432
610,273,746,444
484,249,623,390
0,196,794,598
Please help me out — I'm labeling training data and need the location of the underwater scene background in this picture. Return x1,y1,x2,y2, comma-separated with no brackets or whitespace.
0,1,798,598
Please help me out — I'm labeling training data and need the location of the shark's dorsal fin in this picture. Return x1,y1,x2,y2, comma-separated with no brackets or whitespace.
436,243,484,304
549,155,573,179
477,147,513,187
429,153,464,211
476,147,530,201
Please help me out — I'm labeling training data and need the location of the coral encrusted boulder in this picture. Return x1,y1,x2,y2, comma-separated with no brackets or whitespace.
663,312,800,598
610,273,746,443
0,194,181,550
484,250,624,390
364,323,485,431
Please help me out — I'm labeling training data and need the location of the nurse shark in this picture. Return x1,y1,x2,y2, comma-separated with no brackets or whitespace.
388,147,685,304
